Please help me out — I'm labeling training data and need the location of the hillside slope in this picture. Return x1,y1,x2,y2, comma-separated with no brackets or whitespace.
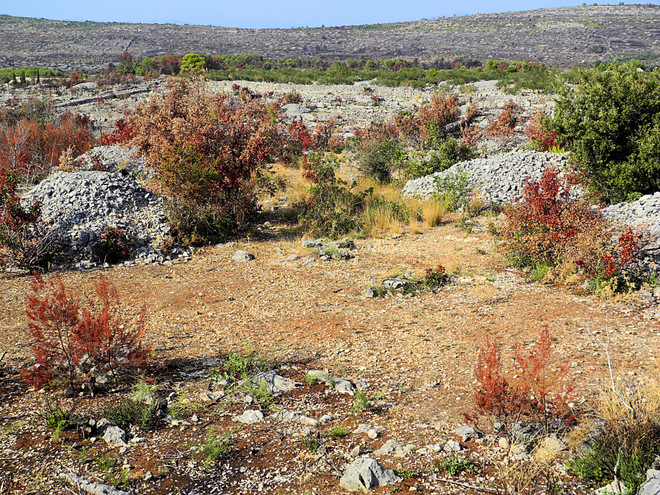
0,4,658,71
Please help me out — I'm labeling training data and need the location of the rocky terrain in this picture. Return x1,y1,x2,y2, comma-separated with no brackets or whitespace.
0,4,659,71
1,77,660,495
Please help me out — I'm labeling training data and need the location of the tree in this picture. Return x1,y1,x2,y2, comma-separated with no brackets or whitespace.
180,53,207,75
549,63,660,203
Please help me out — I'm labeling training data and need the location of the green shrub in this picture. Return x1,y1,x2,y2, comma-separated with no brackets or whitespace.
404,138,476,180
103,397,157,431
435,457,478,477
294,153,366,238
200,427,234,470
549,62,660,203
433,168,472,212
356,139,405,183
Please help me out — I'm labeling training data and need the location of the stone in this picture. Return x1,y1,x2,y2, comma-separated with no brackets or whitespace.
455,425,481,442
60,473,131,495
232,250,255,262
374,439,400,455
251,370,300,394
339,457,401,492
595,478,627,494
102,426,127,446
639,469,660,495
444,440,463,452
233,409,264,425
302,239,323,248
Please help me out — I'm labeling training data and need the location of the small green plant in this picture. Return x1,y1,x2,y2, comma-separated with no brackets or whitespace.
394,467,416,479
530,262,551,283
351,390,373,413
103,397,157,431
96,455,117,473
200,427,234,470
244,380,275,410
214,348,273,384
435,457,478,476
77,445,91,463
0,420,27,438
367,284,389,297
433,168,472,212
40,402,72,432
328,426,349,438
304,373,321,386
300,435,321,453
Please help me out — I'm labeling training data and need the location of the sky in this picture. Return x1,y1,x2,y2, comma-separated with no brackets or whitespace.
1,0,658,29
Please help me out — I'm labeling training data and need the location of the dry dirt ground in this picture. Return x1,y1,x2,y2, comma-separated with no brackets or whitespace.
1,210,659,494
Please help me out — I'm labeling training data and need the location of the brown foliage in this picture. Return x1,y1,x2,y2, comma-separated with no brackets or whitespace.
501,167,645,286
486,99,524,138
469,327,576,433
126,78,282,242
23,273,150,390
0,112,95,184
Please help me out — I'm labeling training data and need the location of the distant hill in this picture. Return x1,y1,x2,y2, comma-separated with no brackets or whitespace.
0,4,658,71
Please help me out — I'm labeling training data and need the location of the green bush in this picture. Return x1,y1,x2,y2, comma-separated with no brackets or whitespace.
549,63,660,203
294,154,366,238
404,138,476,180
356,139,405,183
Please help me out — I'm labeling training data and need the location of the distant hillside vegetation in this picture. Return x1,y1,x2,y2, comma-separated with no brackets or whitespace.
0,4,658,71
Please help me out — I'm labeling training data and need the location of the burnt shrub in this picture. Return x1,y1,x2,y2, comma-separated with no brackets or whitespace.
0,167,55,270
467,327,576,433
23,273,150,390
500,167,644,290
127,78,281,244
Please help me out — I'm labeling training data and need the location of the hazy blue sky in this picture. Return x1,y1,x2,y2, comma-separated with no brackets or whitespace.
2,0,657,29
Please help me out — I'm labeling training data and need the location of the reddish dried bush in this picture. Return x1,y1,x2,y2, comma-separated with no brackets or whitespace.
0,112,95,184
98,118,135,146
23,273,150,390
501,167,645,288
469,327,576,433
126,78,282,243
485,99,524,138
526,112,559,151
0,167,55,270
416,92,460,146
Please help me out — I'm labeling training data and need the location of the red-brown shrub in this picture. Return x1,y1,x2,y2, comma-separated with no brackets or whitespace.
0,112,95,184
526,112,559,151
485,99,524,138
98,118,134,146
126,78,282,243
468,327,576,432
0,167,55,270
23,273,150,390
501,167,645,287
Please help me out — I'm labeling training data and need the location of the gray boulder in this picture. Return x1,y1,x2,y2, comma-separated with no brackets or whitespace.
639,469,660,495
339,457,401,492
60,473,130,495
233,409,264,425
252,370,300,395
232,250,255,262
102,426,127,446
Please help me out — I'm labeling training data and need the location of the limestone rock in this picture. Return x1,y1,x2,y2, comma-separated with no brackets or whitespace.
339,457,401,492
